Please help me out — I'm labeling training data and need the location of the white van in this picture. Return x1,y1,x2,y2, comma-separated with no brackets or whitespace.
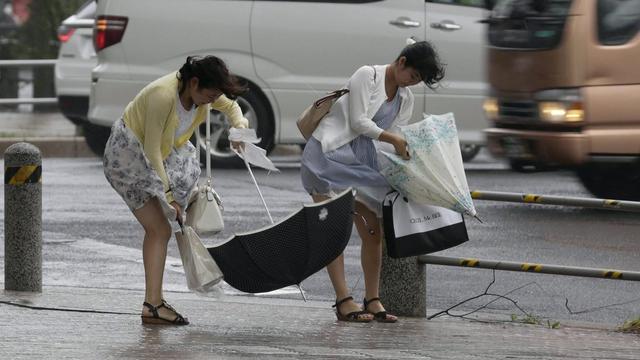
89,0,489,166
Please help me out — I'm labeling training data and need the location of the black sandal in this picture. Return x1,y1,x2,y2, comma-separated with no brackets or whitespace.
363,297,397,323
332,296,372,322
141,300,190,325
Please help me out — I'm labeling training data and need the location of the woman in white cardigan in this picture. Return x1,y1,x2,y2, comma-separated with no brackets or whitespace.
301,41,445,323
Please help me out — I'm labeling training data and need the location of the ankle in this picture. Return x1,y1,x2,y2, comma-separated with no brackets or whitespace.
145,295,163,305
364,297,383,310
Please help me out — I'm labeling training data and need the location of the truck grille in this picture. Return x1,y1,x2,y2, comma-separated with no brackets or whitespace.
499,100,538,120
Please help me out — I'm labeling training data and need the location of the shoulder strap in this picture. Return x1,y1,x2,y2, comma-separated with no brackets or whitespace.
369,65,377,83
205,105,212,183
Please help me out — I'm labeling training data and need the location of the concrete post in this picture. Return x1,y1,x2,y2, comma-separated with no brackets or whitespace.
4,142,42,292
379,241,427,317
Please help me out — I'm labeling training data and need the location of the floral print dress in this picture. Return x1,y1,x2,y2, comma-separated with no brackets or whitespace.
103,118,201,220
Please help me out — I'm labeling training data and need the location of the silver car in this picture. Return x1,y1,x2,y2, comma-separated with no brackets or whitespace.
54,0,95,125
89,0,489,166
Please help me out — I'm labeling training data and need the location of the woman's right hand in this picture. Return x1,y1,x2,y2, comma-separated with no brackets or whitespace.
170,201,183,223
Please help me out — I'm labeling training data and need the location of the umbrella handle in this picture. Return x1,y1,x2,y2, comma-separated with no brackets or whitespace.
240,147,274,224
352,211,375,235
296,285,307,302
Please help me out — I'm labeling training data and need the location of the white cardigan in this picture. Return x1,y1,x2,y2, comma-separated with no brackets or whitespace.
312,64,414,153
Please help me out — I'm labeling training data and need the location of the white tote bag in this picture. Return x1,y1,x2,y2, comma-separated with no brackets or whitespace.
382,192,469,258
175,226,224,295
186,182,224,234
186,105,224,234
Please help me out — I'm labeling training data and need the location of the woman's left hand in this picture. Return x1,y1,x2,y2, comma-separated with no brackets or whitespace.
392,136,410,160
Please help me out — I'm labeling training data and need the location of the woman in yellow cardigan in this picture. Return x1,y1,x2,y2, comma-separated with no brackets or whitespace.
103,56,249,325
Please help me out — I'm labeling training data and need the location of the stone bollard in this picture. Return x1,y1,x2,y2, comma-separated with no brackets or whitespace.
379,242,427,317
4,142,42,292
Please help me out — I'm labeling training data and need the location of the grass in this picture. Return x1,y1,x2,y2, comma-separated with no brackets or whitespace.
618,317,640,333
511,313,560,329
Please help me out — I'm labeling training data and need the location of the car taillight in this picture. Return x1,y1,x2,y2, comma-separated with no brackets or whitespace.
57,25,76,43
93,15,128,52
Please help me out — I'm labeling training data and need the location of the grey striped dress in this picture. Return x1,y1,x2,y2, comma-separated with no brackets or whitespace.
300,92,401,215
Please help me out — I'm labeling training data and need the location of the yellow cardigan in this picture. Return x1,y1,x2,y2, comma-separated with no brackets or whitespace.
122,72,248,204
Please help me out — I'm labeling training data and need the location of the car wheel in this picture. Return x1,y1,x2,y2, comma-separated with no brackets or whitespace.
82,122,111,156
576,163,640,201
191,87,274,168
460,143,481,162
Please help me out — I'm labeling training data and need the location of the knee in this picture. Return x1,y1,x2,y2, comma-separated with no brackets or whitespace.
144,221,172,241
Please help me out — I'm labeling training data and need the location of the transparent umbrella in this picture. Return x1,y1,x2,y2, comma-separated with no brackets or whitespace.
379,113,478,219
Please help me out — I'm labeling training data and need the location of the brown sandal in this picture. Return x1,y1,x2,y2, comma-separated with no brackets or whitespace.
141,300,190,325
332,296,372,322
364,297,397,323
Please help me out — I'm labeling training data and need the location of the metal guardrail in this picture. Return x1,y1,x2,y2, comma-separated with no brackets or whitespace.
470,190,640,212
0,59,57,67
415,192,640,283
419,255,640,282
0,98,57,105
0,59,58,105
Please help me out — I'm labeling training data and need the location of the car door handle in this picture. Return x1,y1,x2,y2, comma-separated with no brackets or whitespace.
389,17,421,28
430,21,462,31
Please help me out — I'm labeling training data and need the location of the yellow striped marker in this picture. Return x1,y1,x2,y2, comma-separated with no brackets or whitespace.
603,271,622,279
5,165,42,185
460,258,479,267
521,263,543,272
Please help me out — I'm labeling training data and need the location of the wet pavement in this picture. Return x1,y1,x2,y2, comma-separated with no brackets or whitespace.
1,285,639,359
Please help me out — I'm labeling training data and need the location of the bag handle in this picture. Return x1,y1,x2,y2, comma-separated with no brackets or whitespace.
313,65,376,109
314,89,349,108
384,190,401,206
204,106,224,208
204,105,212,184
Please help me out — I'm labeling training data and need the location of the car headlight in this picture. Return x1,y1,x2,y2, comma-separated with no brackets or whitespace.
483,97,499,121
538,101,584,123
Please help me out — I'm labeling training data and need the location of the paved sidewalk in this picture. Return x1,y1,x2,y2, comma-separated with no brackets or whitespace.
0,111,95,157
1,285,638,359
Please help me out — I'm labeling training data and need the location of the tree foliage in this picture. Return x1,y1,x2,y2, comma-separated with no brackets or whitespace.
11,0,86,59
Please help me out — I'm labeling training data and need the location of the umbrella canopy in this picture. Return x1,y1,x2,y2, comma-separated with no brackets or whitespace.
379,113,477,217
208,188,354,293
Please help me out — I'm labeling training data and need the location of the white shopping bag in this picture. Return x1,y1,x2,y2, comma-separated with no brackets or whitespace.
175,226,224,295
382,192,469,258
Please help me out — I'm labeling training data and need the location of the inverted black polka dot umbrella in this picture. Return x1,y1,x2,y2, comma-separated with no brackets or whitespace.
208,188,355,295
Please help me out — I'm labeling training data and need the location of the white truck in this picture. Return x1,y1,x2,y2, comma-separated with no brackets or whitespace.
89,0,489,166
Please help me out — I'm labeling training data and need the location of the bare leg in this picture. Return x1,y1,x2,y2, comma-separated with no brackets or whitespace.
354,201,396,321
313,194,371,319
132,197,180,321
354,201,382,301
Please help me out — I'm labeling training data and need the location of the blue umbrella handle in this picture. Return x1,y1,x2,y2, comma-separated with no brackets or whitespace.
352,211,376,235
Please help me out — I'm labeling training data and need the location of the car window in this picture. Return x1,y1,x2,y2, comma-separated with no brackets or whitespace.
487,0,573,49
427,0,487,8
76,0,96,19
598,0,640,45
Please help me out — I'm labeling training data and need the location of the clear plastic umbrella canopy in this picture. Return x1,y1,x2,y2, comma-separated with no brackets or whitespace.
379,113,478,218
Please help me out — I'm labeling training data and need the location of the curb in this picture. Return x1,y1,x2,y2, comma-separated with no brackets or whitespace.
0,137,97,158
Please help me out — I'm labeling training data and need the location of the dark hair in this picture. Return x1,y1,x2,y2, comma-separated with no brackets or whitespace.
396,41,445,89
177,55,247,99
